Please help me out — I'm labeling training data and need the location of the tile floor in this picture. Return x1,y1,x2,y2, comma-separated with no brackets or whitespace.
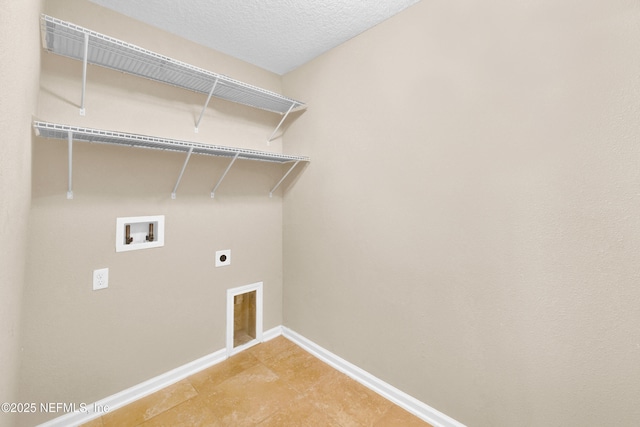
82,336,432,426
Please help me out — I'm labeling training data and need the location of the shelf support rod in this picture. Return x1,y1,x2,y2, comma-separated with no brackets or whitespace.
80,32,89,116
211,152,240,198
171,147,194,199
67,131,74,199
269,160,300,198
195,78,219,133
267,102,296,144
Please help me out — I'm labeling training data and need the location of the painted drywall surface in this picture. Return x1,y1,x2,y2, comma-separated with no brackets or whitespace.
282,0,640,425
18,0,287,425
0,0,41,426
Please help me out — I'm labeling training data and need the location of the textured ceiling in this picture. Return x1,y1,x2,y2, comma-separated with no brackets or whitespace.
88,0,421,75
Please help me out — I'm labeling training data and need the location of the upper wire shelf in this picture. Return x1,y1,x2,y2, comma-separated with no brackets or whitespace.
40,14,305,137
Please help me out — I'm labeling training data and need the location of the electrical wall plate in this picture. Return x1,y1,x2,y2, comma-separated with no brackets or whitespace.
216,249,231,267
116,215,165,252
93,268,109,290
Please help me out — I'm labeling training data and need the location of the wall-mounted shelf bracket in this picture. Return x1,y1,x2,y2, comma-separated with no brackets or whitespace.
171,147,194,199
67,131,74,199
195,78,219,133
267,102,296,144
79,32,89,116
211,152,240,198
270,160,300,198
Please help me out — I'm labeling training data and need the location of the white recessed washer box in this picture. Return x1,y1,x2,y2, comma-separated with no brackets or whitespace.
116,215,165,252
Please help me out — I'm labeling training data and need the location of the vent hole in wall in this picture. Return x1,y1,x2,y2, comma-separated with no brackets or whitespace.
234,290,257,348
227,282,262,355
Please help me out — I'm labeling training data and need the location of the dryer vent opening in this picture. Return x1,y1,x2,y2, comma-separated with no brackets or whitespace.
226,282,263,356
234,290,257,347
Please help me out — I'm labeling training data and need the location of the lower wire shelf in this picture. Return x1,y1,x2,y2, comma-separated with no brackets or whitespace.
33,121,309,199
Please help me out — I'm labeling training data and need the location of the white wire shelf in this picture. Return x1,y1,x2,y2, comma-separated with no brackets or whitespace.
33,121,308,163
41,14,305,137
33,121,309,199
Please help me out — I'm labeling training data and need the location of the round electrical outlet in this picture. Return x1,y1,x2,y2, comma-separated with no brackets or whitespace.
215,250,231,267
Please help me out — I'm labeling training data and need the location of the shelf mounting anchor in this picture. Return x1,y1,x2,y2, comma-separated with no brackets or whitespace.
171,147,194,199
269,160,300,198
80,32,89,116
267,102,296,144
211,152,240,198
67,131,74,199
195,78,219,133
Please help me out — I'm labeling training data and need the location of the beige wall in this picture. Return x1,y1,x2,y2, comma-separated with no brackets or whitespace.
283,0,640,425
0,0,41,426
18,0,288,425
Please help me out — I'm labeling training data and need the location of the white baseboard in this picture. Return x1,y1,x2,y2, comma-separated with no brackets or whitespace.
281,326,465,427
262,324,283,341
39,325,462,427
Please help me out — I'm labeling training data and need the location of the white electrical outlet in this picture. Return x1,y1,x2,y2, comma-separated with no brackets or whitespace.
216,250,231,267
93,268,109,290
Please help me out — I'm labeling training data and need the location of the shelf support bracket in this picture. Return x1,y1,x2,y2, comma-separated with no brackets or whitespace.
67,131,74,199
267,102,296,144
80,32,89,116
195,78,219,133
171,147,194,199
211,152,240,198
269,160,300,198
